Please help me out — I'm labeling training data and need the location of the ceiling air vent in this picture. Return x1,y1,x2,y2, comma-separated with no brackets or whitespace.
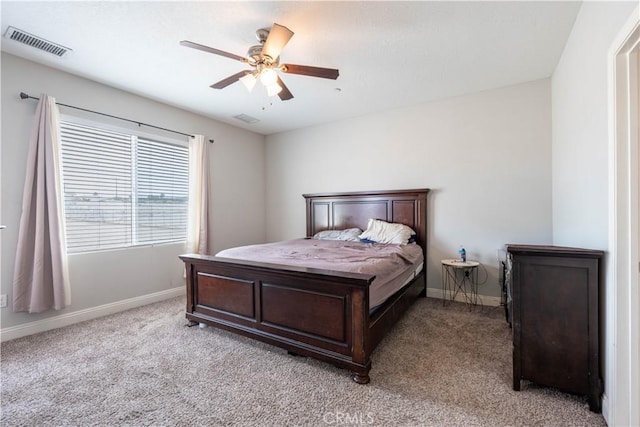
3,26,72,57
233,114,260,124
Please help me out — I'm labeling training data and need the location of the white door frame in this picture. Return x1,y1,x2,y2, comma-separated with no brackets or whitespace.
607,7,639,426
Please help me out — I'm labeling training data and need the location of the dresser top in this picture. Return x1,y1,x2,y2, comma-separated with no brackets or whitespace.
506,244,604,258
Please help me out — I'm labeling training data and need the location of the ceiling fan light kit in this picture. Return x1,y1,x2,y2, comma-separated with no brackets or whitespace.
266,83,283,97
181,23,339,101
259,68,278,86
239,72,257,92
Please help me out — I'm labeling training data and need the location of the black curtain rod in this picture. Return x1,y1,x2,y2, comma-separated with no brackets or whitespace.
20,92,214,143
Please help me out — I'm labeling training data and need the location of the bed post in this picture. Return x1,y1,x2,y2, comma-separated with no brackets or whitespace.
183,260,198,326
350,287,371,384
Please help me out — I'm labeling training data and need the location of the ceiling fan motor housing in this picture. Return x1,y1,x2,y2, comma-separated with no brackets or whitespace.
255,27,270,43
246,45,263,62
248,27,278,64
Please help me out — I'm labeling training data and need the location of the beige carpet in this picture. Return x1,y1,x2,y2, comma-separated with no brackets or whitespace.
1,296,605,426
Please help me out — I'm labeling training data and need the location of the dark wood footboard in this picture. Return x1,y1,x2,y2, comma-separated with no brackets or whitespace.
180,254,377,381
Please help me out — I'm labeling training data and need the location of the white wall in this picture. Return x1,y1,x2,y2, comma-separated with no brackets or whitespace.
551,2,639,426
1,53,265,331
265,79,553,300
552,1,636,249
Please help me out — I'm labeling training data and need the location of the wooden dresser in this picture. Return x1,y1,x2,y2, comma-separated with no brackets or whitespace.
506,244,604,413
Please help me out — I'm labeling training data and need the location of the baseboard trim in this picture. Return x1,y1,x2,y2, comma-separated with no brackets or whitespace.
601,392,609,424
426,287,502,307
0,287,184,342
1,287,500,342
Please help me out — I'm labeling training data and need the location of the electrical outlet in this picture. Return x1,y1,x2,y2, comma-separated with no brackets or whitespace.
0,294,7,308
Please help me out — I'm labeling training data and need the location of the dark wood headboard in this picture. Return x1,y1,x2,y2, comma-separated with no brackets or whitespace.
303,189,430,255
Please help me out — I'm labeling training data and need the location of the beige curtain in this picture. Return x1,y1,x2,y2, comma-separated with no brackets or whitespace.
12,94,71,313
186,135,210,255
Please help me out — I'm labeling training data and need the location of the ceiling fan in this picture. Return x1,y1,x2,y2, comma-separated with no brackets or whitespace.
180,23,339,101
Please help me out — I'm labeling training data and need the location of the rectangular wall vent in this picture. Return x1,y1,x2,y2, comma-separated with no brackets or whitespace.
233,114,260,124
3,26,72,57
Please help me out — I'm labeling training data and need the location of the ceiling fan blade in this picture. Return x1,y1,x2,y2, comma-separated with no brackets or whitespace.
281,64,339,80
261,23,294,61
210,70,252,89
277,76,294,101
180,40,247,63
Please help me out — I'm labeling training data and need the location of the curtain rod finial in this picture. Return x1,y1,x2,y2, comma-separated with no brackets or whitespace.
209,139,214,144
20,92,29,100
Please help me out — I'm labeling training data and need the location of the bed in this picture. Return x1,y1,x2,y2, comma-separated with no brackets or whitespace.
179,188,429,383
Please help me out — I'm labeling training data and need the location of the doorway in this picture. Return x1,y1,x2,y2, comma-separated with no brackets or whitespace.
610,9,639,426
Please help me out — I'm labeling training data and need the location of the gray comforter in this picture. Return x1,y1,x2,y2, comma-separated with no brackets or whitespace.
216,238,423,308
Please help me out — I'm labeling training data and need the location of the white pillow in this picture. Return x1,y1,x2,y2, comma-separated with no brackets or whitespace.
313,228,363,242
358,219,415,245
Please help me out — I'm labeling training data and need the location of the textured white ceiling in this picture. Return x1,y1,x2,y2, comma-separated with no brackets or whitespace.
1,1,581,135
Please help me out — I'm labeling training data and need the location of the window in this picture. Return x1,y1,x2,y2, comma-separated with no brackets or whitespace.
59,120,189,254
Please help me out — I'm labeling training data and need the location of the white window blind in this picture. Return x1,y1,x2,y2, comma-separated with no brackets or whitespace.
59,121,188,253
